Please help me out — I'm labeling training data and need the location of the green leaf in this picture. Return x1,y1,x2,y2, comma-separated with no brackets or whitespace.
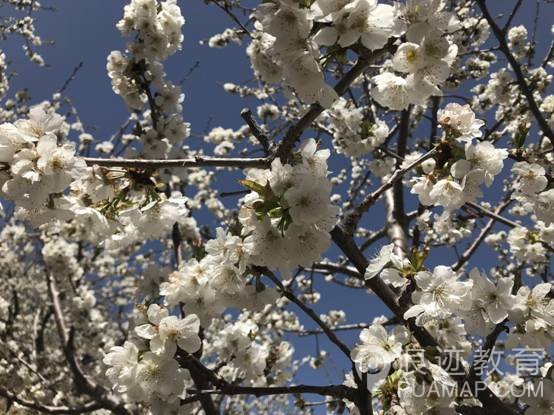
513,125,529,148
239,179,266,195
360,122,373,139
409,249,428,272
268,206,284,218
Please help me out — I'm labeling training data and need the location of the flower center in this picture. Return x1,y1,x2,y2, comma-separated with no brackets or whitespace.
406,49,418,63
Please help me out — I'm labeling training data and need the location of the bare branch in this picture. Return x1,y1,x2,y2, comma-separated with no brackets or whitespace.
182,383,354,401
342,146,438,234
205,0,252,38
82,155,270,169
58,62,84,94
502,0,523,32
466,201,554,254
465,201,520,228
542,40,554,68
177,349,356,405
241,108,271,154
285,322,370,336
260,267,353,360
45,273,130,415
311,262,363,279
453,199,512,271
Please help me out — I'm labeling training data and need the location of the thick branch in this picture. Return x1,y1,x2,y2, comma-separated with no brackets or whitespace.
468,321,509,380
82,155,270,170
45,273,129,415
383,109,411,259
188,366,218,415
329,226,520,415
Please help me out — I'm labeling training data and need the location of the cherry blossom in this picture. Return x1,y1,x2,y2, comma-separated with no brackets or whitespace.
0,1,552,414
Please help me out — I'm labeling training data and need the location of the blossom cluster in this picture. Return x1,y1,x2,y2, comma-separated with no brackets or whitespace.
250,1,338,107
411,103,508,210
247,0,459,110
511,161,554,225
159,227,280,324
239,139,338,274
104,304,200,413
107,0,190,159
0,105,194,247
1,0,554,414
322,97,390,157
371,0,460,110
365,245,553,343
0,107,86,224
360,244,554,413
206,317,294,386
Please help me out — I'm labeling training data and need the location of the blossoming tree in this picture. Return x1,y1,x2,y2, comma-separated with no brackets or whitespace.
0,0,553,414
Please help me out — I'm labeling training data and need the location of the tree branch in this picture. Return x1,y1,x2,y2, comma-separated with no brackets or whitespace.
260,268,353,360
310,262,363,279
45,273,129,415
285,322,370,336
0,387,103,414
502,0,523,32
82,155,270,169
177,350,356,406
476,0,554,145
275,43,394,162
180,383,354,407
342,146,438,234
465,201,520,228
453,199,512,271
241,108,271,155
329,226,520,415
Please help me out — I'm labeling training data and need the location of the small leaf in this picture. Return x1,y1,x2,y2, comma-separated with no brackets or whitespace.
513,125,529,148
239,179,266,195
268,206,284,218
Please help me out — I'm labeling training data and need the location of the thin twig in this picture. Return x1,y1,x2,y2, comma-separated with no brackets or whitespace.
275,42,394,161
260,268,353,360
205,0,252,38
476,0,554,145
453,199,512,271
285,323,370,336
465,201,520,228
58,62,84,94
502,0,523,32
342,146,438,234
241,108,271,154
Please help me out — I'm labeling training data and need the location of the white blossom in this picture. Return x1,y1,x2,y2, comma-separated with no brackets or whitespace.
351,324,407,372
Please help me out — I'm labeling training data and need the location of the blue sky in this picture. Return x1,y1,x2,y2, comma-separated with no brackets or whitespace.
3,0,554,410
